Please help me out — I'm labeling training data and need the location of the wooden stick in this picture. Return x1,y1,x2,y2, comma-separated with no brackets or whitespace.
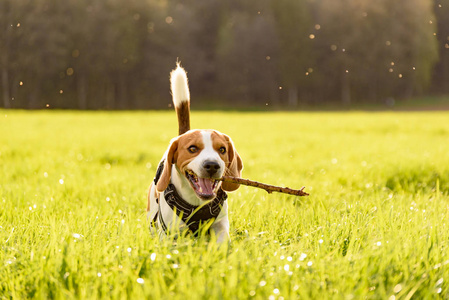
220,176,309,196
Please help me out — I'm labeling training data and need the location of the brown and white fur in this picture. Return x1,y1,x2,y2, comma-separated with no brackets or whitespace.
147,63,243,242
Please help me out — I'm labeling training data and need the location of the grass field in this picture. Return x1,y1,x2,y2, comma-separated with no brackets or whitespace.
1,109,449,299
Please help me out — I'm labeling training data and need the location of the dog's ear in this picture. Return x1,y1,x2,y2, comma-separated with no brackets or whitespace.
156,138,179,192
222,135,243,192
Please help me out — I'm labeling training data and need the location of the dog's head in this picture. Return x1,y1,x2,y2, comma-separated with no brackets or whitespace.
156,129,243,200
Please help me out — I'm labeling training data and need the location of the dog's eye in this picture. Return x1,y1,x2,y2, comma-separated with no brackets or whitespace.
219,147,226,154
188,145,198,153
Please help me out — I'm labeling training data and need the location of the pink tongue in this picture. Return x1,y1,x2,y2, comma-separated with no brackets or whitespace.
197,178,215,194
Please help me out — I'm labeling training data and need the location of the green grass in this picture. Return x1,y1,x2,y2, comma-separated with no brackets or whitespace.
1,110,449,299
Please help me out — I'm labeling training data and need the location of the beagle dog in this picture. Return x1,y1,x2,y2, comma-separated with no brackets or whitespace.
147,63,243,243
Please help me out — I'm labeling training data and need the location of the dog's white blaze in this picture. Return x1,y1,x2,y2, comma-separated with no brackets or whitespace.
187,131,225,178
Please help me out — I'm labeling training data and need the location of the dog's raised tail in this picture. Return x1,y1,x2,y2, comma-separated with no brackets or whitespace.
170,63,190,135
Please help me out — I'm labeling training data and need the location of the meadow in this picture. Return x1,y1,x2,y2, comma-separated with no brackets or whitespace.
1,109,449,299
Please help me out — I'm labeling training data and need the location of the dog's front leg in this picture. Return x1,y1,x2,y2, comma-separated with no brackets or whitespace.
210,217,230,243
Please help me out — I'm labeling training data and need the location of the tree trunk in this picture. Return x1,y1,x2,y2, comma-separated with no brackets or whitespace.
77,74,87,110
288,86,298,107
105,81,115,110
442,51,449,93
27,74,42,109
403,80,415,99
270,84,280,107
341,73,351,105
1,62,10,108
28,89,40,109
118,74,127,109
1,20,11,109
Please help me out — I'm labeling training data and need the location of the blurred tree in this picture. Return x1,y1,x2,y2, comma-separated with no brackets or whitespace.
313,0,438,104
382,0,438,98
271,0,313,107
0,0,443,109
65,0,97,110
0,0,13,108
26,0,70,108
432,0,449,93
216,1,279,104
168,0,224,99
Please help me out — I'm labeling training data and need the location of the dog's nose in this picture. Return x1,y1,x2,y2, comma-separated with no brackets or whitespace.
202,161,221,176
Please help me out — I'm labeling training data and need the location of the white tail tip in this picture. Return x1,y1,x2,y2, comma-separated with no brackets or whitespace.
170,63,190,107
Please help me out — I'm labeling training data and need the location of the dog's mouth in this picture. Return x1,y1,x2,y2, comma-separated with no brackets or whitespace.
185,169,219,200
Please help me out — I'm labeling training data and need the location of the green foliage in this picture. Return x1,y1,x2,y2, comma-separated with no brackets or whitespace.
0,0,445,109
1,110,449,298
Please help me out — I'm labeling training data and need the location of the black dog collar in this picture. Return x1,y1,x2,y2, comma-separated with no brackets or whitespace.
153,160,227,236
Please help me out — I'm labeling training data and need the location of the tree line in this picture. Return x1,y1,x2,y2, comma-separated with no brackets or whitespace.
0,0,448,109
